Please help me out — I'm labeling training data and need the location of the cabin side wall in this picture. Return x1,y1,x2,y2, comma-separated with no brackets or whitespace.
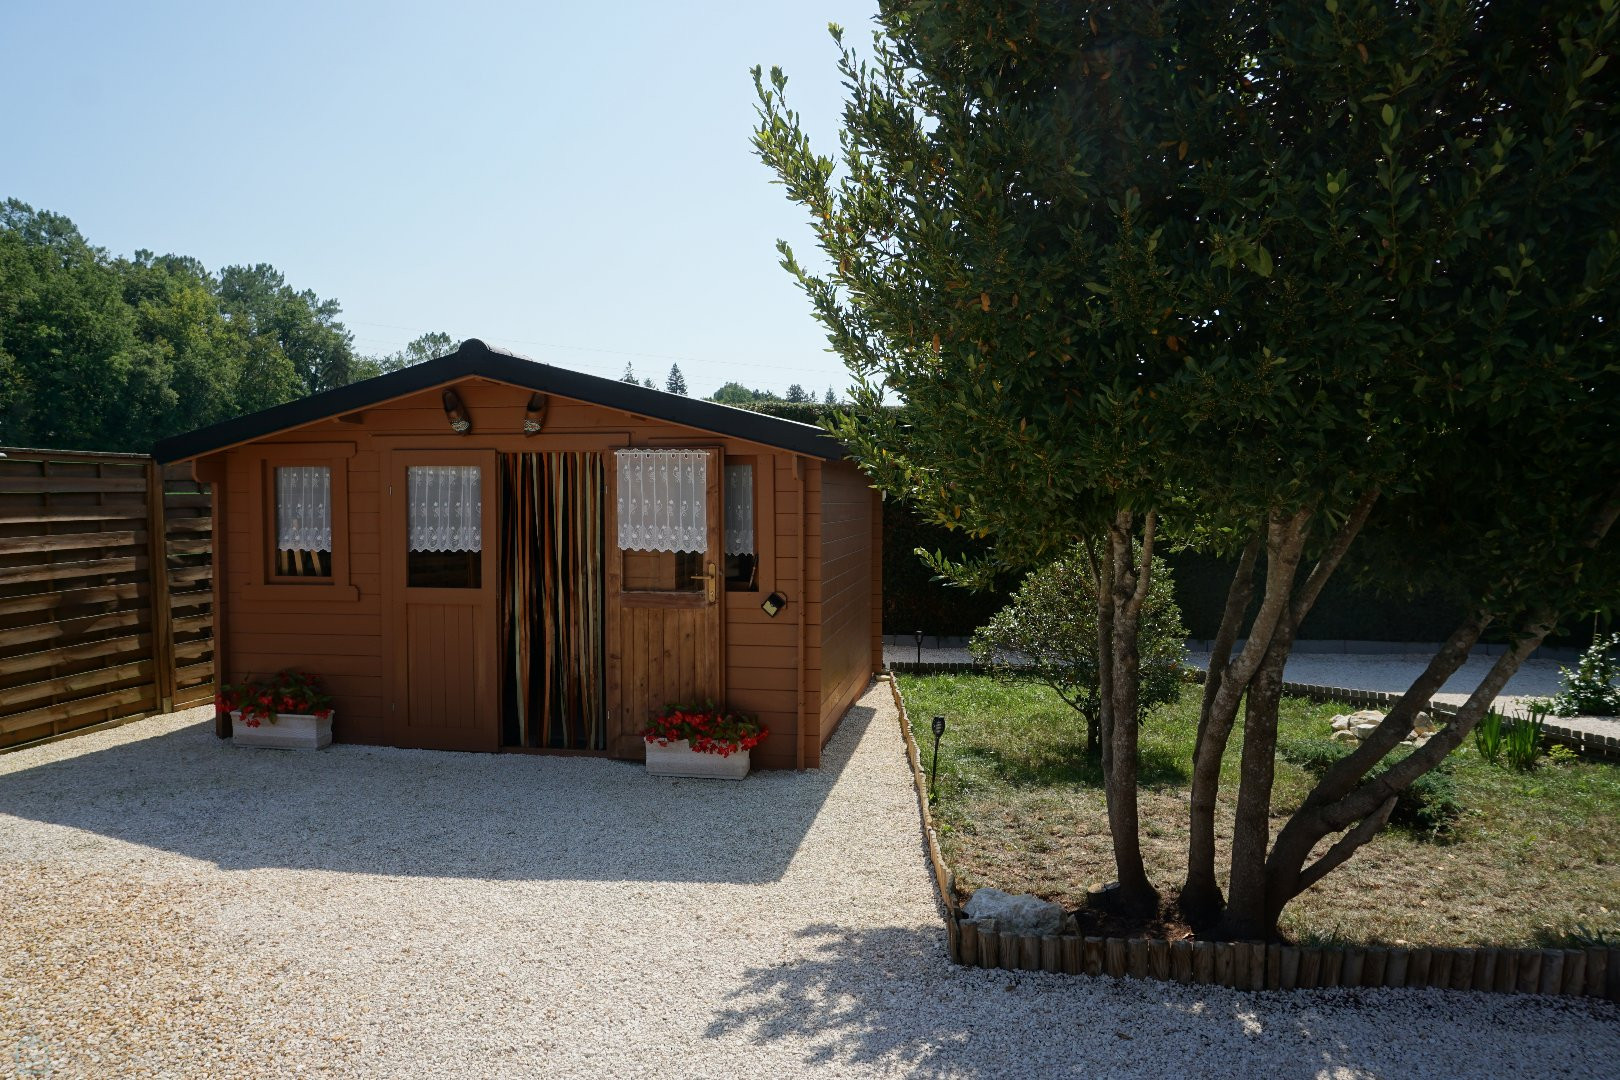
210,377,815,766
816,460,877,752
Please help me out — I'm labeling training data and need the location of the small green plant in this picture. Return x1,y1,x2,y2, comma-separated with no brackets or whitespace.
1546,743,1581,768
1279,735,1352,776
1567,924,1616,948
1504,704,1547,771
1552,633,1620,716
1474,709,1505,765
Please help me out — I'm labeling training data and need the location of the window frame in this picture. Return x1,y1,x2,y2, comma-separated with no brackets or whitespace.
243,442,359,602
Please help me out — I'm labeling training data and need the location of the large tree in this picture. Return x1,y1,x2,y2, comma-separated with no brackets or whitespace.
755,0,1619,934
0,199,369,453
355,331,456,380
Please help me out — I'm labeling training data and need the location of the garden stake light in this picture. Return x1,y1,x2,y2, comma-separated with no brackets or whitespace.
915,629,923,665
929,714,945,801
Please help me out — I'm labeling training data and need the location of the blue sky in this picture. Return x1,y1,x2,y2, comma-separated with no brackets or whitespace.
3,1,880,399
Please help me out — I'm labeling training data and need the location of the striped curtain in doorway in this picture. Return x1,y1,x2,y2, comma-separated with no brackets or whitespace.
499,453,607,750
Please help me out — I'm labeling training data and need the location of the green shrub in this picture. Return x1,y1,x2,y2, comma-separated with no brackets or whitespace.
1551,634,1620,717
1504,705,1547,771
1474,709,1506,765
1390,763,1462,837
1279,737,1461,839
1279,735,1353,777
969,544,1186,752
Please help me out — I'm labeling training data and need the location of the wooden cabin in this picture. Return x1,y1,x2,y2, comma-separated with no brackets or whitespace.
153,340,881,769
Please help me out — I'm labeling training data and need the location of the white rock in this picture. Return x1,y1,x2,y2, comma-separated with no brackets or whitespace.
1353,722,1380,738
1331,715,1352,731
962,887,1068,936
1331,730,1360,744
1350,709,1386,723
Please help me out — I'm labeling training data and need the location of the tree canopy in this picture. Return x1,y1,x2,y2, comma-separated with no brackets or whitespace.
756,0,1619,934
0,199,450,453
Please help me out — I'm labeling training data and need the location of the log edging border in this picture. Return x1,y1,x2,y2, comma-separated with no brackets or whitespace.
885,673,1620,998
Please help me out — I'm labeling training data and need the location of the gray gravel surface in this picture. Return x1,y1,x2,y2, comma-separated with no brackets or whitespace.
3,683,1616,1078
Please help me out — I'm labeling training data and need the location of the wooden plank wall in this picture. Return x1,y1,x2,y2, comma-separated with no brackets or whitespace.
0,448,213,750
214,378,823,766
816,460,877,750
219,444,386,743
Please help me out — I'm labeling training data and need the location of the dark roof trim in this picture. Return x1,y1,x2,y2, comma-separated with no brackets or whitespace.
152,339,846,463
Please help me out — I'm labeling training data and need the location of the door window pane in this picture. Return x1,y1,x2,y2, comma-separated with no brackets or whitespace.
407,465,482,588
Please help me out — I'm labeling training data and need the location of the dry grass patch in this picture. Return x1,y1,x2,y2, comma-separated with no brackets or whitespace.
902,673,1620,947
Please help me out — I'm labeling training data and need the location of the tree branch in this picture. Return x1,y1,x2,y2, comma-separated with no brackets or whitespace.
1198,529,1263,734
1301,612,1489,809
1289,488,1380,628
1296,796,1397,894
1127,510,1157,618
1209,510,1313,725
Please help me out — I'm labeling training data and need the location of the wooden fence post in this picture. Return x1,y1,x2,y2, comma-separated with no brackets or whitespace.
144,460,176,713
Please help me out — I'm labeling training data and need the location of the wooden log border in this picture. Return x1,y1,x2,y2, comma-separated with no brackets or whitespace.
888,674,1620,999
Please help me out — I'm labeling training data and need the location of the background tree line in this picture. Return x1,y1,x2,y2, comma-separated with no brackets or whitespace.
0,198,450,453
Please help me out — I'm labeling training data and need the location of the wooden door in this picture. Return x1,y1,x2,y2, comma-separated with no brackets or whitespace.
606,448,724,757
382,449,499,751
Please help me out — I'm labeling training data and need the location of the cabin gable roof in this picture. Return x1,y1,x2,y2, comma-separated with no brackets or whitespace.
152,338,846,463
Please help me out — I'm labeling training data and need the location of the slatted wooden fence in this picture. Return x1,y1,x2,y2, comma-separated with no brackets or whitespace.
0,447,213,750
886,674,1620,999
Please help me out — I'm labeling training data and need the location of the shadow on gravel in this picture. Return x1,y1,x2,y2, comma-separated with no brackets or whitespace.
704,923,1619,1079
0,704,875,884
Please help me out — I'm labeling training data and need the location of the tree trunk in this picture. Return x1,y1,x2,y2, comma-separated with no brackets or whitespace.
1096,512,1159,918
1254,480,1618,937
1218,619,1294,940
1181,511,1311,927
1261,617,1537,935
1178,531,1261,923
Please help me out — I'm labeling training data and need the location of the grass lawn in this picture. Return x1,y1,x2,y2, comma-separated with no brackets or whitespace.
900,673,1620,948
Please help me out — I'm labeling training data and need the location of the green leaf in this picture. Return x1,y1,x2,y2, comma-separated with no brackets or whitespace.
1252,244,1273,278
1381,104,1396,126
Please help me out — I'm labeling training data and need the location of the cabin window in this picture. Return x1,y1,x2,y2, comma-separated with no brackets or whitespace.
723,463,757,591
406,465,483,588
274,466,332,578
616,449,707,593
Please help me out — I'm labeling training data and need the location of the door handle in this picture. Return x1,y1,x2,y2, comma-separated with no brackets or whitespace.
689,561,718,603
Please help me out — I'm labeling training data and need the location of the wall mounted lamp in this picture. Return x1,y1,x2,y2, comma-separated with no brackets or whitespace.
761,591,788,617
523,393,548,435
442,389,471,434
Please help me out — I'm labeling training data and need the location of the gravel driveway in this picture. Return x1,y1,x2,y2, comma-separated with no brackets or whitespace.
2,681,1615,1078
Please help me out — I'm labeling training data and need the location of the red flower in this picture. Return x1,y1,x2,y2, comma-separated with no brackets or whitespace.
643,702,766,756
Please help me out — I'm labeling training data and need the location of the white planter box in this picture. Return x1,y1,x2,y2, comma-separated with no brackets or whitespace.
644,738,750,780
230,710,332,750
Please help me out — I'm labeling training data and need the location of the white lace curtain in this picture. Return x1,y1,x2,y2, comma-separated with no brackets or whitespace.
616,449,707,553
275,466,331,552
724,464,754,556
407,465,482,552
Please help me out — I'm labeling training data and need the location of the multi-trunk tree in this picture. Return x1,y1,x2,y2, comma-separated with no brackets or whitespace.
755,0,1619,935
